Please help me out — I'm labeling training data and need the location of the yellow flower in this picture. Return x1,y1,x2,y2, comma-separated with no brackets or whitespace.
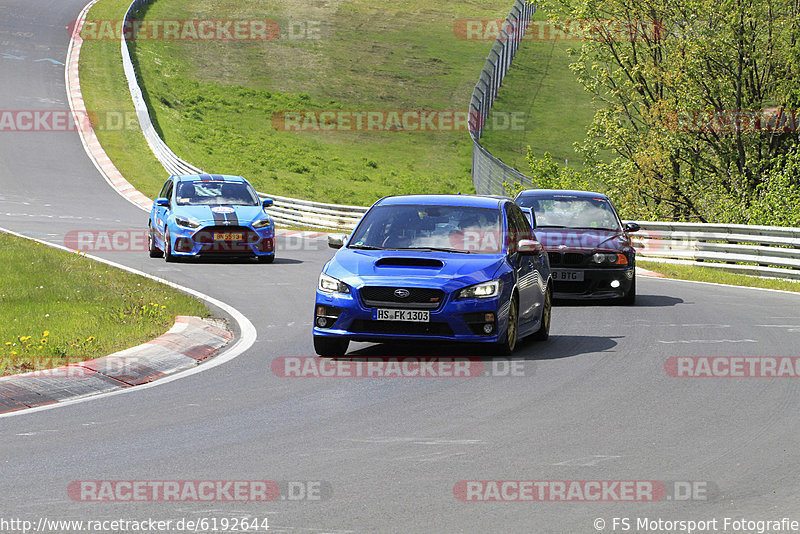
19,336,31,341
161,305,166,309
10,350,16,355
37,346,43,350
25,344,31,349
43,331,50,337
86,336,95,342
4,342,11,346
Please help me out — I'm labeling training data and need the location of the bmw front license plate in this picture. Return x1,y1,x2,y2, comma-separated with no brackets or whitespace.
375,309,430,322
214,232,243,241
553,269,584,281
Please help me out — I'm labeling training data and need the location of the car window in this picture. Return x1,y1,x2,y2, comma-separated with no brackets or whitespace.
349,204,502,253
164,181,173,203
159,179,172,200
517,194,621,230
175,181,260,206
504,204,531,253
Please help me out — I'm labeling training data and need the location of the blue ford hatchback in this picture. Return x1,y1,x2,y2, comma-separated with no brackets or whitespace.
147,174,275,263
312,195,553,356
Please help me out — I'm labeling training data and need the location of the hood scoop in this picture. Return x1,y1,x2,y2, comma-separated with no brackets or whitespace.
375,257,444,268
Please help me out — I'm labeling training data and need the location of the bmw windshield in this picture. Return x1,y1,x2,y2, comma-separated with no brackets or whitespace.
348,204,503,253
176,181,261,206
517,195,622,231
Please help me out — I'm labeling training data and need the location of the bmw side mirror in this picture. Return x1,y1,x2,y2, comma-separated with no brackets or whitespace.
328,233,348,249
155,197,169,208
262,198,274,208
518,239,543,254
624,222,640,233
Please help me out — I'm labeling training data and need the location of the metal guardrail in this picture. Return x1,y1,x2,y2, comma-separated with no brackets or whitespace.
633,222,800,280
121,0,364,230
468,0,536,195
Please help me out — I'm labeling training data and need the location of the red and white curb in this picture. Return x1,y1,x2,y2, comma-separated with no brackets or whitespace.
65,0,152,212
637,267,666,278
0,316,232,415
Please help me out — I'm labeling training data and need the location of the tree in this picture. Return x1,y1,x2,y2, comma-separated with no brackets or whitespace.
542,0,800,222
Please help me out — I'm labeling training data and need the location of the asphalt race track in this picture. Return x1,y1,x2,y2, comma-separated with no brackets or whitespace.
1,1,799,532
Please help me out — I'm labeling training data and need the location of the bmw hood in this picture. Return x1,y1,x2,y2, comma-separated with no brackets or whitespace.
327,249,506,288
535,228,632,252
175,205,269,226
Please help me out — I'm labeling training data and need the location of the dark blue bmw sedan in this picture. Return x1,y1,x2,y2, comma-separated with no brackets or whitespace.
312,195,552,356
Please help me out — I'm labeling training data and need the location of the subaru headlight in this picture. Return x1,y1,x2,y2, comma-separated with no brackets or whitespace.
458,279,502,299
175,216,201,229
318,273,350,294
252,216,273,229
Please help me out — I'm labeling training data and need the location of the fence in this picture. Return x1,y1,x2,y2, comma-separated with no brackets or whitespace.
633,222,800,280
118,0,800,280
468,0,537,196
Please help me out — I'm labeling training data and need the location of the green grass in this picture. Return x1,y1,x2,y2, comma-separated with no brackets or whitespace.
478,13,603,174
0,233,209,376
80,0,519,204
638,260,800,294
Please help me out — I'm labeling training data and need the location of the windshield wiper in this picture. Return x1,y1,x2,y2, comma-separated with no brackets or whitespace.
536,225,569,228
567,226,620,231
348,244,385,250
394,247,472,254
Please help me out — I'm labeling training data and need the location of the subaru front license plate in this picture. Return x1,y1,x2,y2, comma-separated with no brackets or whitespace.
375,309,430,322
552,269,584,281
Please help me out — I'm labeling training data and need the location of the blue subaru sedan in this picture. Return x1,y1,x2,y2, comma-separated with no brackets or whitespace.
312,195,552,356
148,174,275,262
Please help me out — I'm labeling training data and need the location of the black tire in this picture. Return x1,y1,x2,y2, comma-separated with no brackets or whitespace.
621,275,636,305
148,225,163,258
494,293,518,356
163,228,175,263
531,285,552,341
257,254,275,264
313,336,349,357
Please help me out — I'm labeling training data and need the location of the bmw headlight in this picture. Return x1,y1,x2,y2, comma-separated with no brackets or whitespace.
592,252,627,265
458,279,502,299
318,273,350,294
252,216,273,229
175,216,201,229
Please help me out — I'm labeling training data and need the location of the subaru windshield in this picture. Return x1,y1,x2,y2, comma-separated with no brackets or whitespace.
348,204,503,253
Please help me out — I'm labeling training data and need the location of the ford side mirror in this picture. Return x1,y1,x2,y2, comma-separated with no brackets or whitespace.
328,233,348,249
262,198,274,208
155,197,169,208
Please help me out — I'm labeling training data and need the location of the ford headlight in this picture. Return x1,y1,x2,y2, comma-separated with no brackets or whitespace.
175,216,201,229
458,279,502,299
252,216,273,229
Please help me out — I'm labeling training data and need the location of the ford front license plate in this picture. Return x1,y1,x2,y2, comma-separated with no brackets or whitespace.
375,309,430,322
